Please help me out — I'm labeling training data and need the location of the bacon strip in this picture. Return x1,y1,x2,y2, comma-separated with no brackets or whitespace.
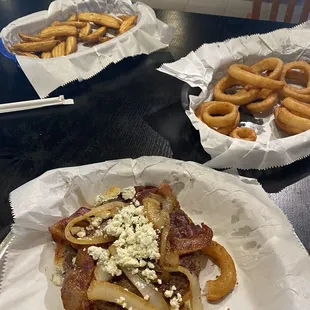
61,249,95,310
169,209,213,255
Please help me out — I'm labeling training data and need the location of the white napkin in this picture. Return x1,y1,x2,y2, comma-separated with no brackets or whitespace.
1,156,310,309
0,0,174,98
158,22,310,170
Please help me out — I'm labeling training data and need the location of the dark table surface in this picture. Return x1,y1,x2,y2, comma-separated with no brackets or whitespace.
1,1,310,252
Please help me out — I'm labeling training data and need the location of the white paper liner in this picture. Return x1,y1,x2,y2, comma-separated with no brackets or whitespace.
1,156,310,309
158,22,310,170
0,95,73,113
0,0,174,98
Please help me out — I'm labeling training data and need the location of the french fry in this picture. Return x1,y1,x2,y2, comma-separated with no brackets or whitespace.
67,13,78,21
79,22,92,38
11,40,59,53
119,15,137,34
15,51,40,58
39,25,77,38
66,36,77,55
19,33,55,42
50,21,59,26
117,15,130,21
52,21,87,28
98,36,112,43
41,51,52,59
80,26,107,44
51,41,66,57
78,12,120,29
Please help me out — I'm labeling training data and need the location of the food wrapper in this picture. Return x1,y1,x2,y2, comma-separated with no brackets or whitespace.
158,22,310,170
0,0,174,98
1,156,310,309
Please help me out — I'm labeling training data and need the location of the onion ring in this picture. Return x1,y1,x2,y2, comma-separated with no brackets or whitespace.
229,127,257,141
215,112,240,135
214,76,259,105
251,57,284,80
194,101,212,119
201,101,239,127
274,106,310,133
280,61,310,94
228,64,284,90
280,87,310,103
250,58,283,100
202,241,237,302
281,97,310,119
246,92,278,113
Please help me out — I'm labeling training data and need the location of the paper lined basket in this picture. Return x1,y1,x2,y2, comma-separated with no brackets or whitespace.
0,0,174,98
158,22,310,170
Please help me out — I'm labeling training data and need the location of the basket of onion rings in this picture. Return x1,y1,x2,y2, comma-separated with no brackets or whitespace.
158,22,310,169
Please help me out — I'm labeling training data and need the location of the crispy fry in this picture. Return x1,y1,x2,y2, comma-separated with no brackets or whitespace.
51,41,66,57
66,36,77,55
19,33,55,42
119,15,137,34
11,40,59,53
15,51,40,58
79,22,92,38
52,21,87,28
202,241,237,302
67,13,78,21
98,36,112,43
79,12,120,29
41,51,52,59
117,15,130,21
50,21,59,26
39,25,77,38
80,26,107,44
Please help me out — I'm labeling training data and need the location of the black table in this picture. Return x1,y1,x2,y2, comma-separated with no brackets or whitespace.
1,1,310,252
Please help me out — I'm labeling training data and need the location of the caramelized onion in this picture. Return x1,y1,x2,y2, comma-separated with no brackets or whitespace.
64,201,125,245
122,267,169,310
87,281,159,310
143,198,169,229
165,266,203,310
159,225,170,266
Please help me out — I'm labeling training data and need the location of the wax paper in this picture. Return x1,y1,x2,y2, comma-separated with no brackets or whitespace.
158,22,310,169
0,0,174,98
1,156,310,309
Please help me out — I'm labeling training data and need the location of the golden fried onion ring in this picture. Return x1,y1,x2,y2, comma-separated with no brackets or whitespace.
228,64,284,90
214,76,259,105
281,97,310,119
250,58,284,99
201,101,239,127
274,106,310,135
246,92,278,113
281,61,310,94
202,241,237,302
251,57,284,80
195,101,240,135
229,127,257,141
215,112,240,135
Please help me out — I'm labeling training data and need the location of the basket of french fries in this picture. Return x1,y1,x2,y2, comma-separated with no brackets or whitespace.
0,0,174,98
158,22,310,170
